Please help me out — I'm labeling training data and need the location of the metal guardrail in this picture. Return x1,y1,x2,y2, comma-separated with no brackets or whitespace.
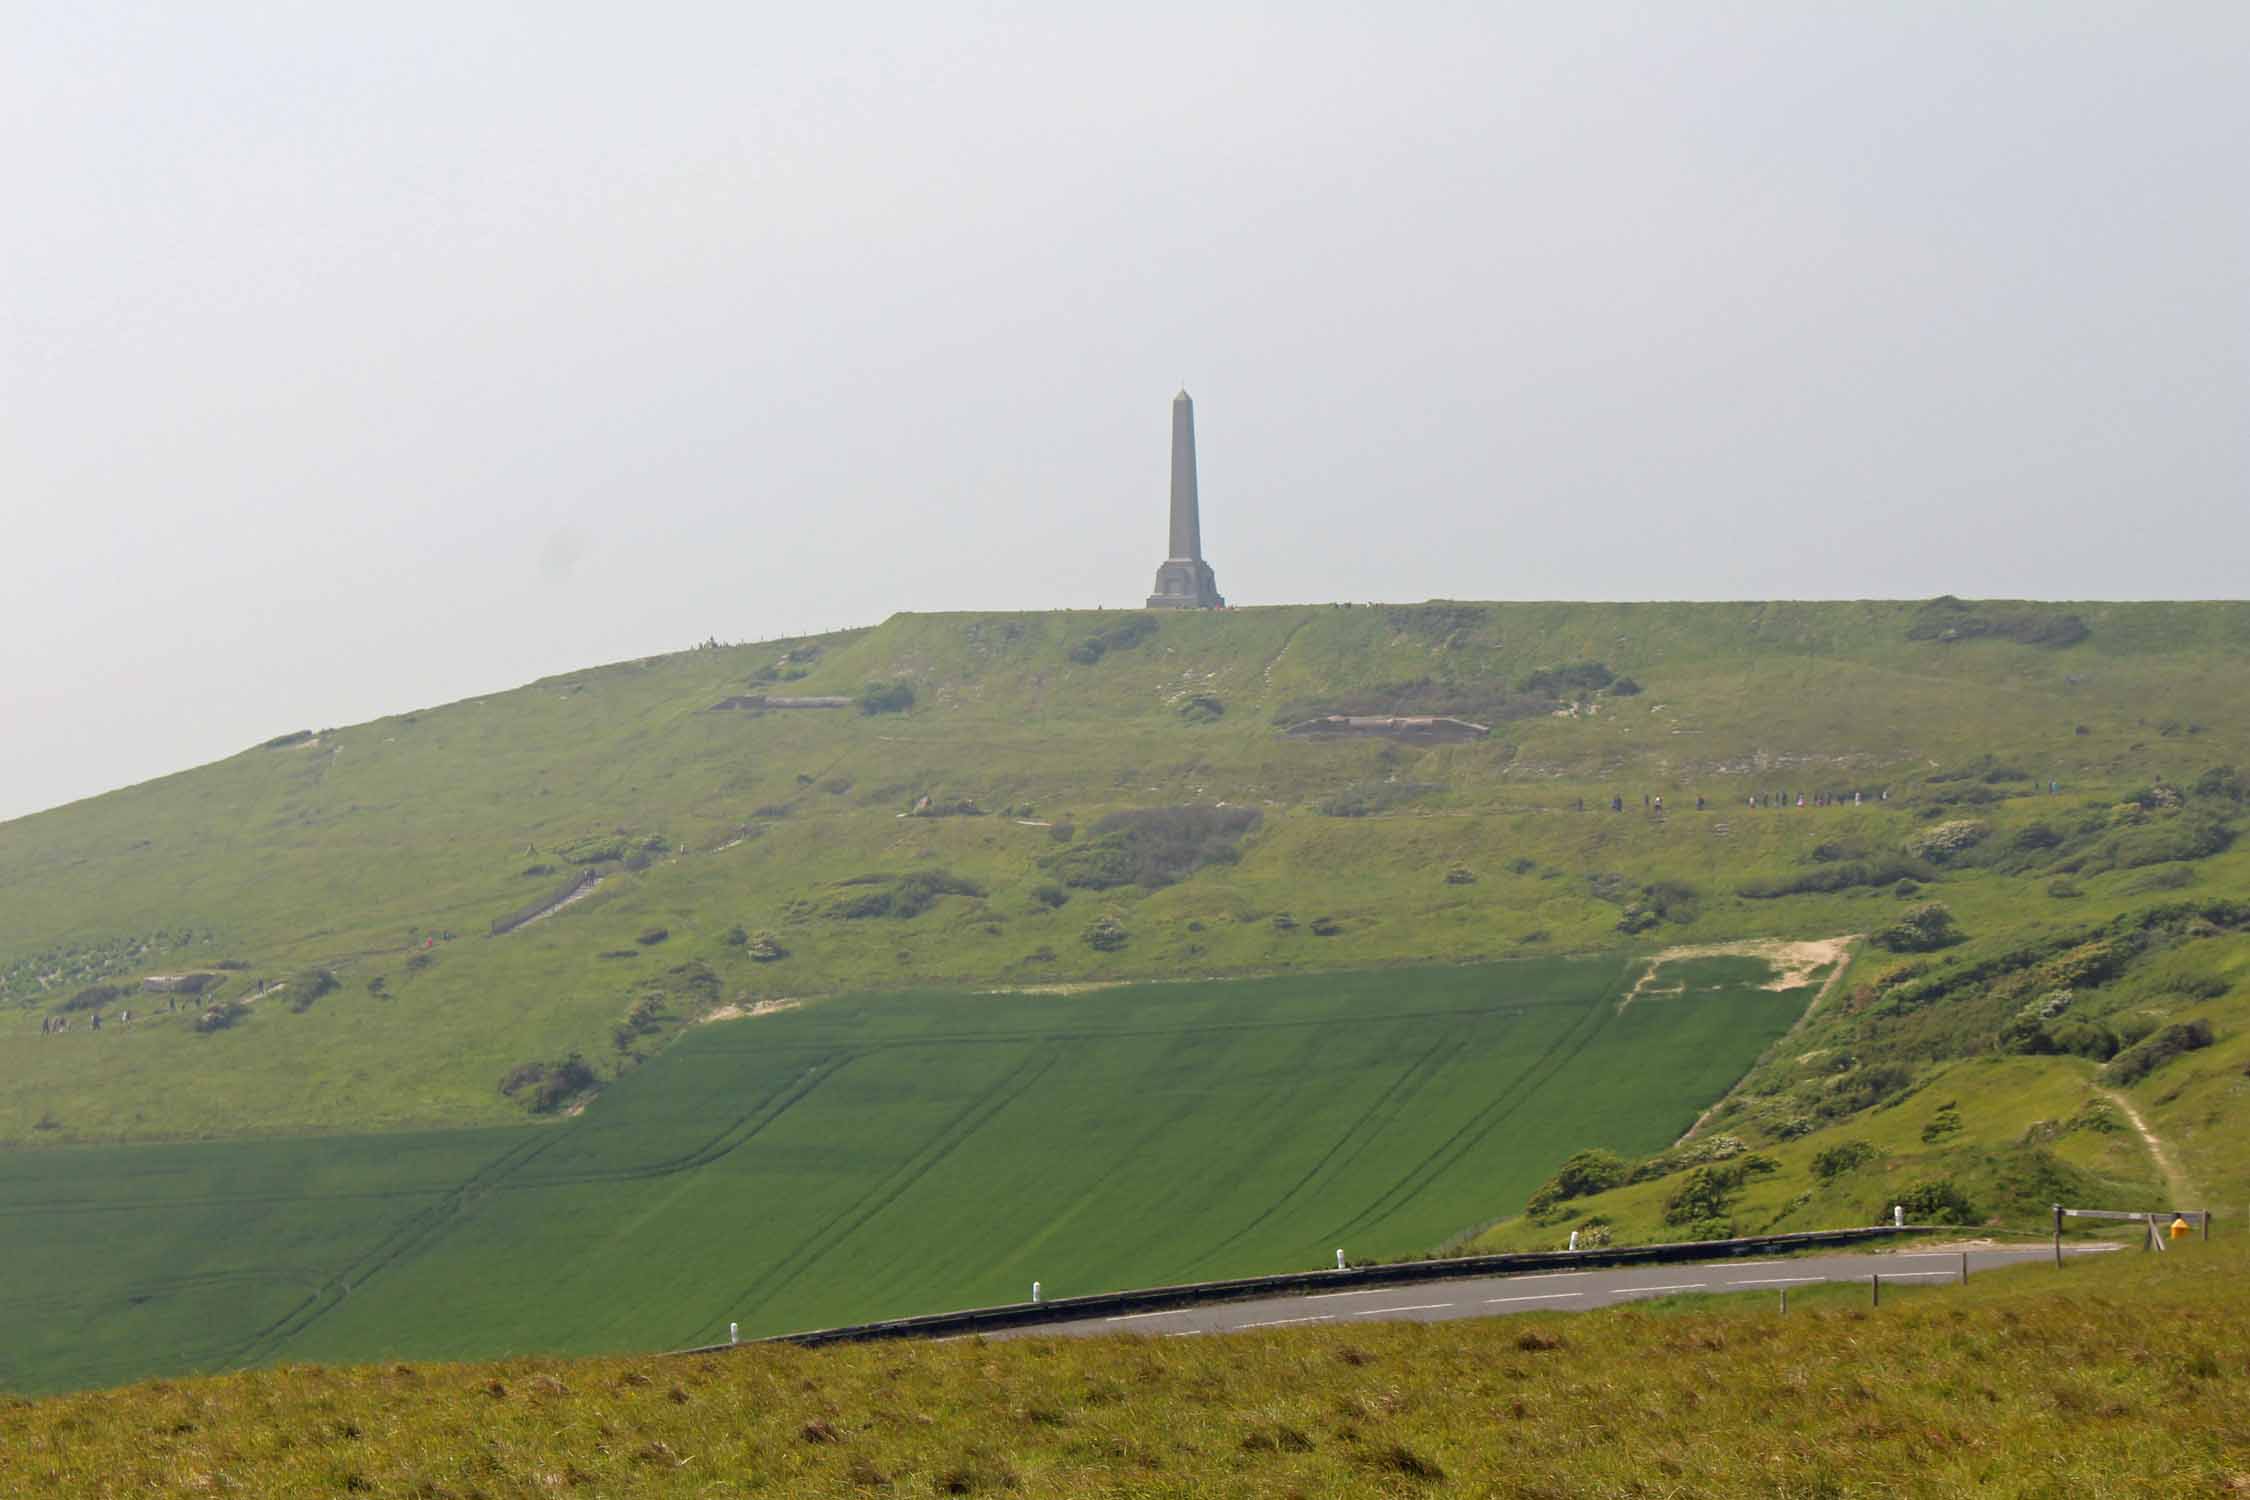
679,1224,1922,1355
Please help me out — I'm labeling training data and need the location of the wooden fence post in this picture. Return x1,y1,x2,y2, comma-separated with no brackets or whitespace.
1871,1273,1880,1308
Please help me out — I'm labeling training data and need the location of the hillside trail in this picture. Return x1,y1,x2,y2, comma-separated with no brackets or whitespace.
511,875,603,931
2098,1086,2195,1207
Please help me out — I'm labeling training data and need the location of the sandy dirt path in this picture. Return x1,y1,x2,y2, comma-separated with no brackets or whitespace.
2099,1087,2195,1206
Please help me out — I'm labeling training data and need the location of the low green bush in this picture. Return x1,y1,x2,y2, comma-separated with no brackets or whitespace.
857,680,916,715
1872,902,1962,953
1811,1140,1876,1181
1042,806,1260,891
2106,1019,2216,1085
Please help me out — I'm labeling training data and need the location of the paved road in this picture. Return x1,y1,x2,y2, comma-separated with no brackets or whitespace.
990,1244,2114,1341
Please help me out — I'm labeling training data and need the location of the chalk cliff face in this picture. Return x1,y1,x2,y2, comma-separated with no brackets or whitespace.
1149,389,1224,609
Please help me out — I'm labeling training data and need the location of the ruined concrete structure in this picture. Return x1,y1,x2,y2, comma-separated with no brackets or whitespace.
1147,389,1225,610
1281,715,1492,742
709,696,851,712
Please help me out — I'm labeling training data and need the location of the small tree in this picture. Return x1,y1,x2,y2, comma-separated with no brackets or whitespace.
857,680,916,716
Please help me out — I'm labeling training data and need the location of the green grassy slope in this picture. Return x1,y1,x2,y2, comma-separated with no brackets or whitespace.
0,958,1805,1395
5,598,2248,1145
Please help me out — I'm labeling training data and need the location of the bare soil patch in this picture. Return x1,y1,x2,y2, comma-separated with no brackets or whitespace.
700,998,803,1024
1620,936,1857,1013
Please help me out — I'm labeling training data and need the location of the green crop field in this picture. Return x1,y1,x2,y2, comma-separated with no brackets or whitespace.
0,956,1810,1396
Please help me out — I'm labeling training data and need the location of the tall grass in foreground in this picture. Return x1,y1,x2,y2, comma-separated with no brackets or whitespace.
5,1240,2243,1497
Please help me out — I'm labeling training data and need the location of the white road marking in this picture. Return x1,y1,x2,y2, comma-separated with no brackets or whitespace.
1723,1261,1786,1268
1498,1271,1593,1282
1354,1302,1453,1316
1879,1271,1955,1279
1483,1292,1583,1304
1310,1287,1411,1300
1105,1308,1185,1322
1728,1276,1823,1286
1613,1283,1706,1295
1239,1315,1333,1329
1162,1330,1203,1338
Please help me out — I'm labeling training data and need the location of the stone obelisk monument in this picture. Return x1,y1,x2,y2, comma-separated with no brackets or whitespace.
1146,388,1225,609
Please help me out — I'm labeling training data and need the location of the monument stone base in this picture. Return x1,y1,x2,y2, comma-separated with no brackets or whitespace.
1147,558,1224,610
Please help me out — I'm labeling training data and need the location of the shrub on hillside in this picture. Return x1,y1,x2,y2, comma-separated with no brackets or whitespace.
1525,1148,1629,1219
636,927,669,947
831,870,985,920
1739,859,1934,899
52,984,122,1016
1811,1139,1876,1181
287,969,339,1014
1031,883,1069,909
857,680,916,715
745,931,787,962
1661,1155,1778,1226
1905,596,2089,648
1067,613,1159,665
2192,765,2244,803
2105,1019,2215,1086
1083,915,1128,952
1898,1178,1978,1225
195,1000,248,1034
500,1054,599,1113
1177,694,1225,724
1041,806,1261,891
2087,810,2234,873
1872,902,1962,953
1905,820,1990,863
1521,661,1615,697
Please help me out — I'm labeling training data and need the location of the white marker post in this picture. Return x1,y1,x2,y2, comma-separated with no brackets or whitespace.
1031,1281,1042,1303
1336,1248,1346,1271
729,1322,739,1345
1893,1204,1904,1228
1568,1230,1580,1252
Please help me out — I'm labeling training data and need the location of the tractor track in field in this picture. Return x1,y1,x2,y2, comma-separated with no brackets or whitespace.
1179,1027,1466,1277
716,1044,1067,1324
1323,955,1637,1244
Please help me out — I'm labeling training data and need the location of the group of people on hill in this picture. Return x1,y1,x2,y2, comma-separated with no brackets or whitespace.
1576,790,1890,812
38,1008,131,1035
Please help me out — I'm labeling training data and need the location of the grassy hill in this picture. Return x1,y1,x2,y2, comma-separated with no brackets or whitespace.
5,598,2246,1145
5,1235,2243,1496
5,597,2250,1396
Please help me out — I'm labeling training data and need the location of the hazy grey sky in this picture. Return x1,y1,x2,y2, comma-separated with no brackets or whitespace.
5,3,2245,820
